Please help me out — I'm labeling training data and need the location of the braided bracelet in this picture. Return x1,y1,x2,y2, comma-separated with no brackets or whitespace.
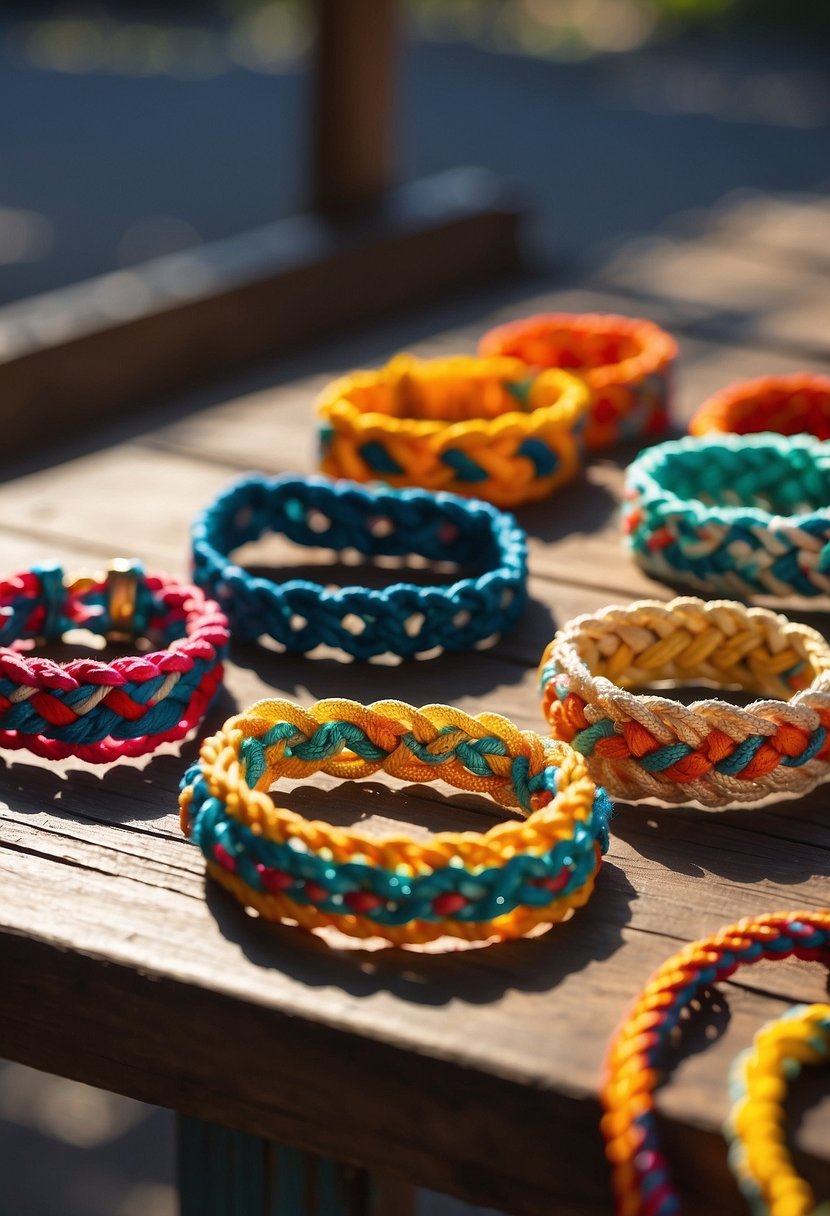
726,1003,830,1216
539,597,830,807
601,911,830,1216
478,312,677,450
0,561,229,763
690,372,830,440
191,474,528,660
316,353,590,508
623,433,830,598
179,697,612,945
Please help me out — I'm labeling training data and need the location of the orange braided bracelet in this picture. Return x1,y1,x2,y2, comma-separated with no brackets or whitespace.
689,372,830,439
479,312,677,450
539,597,830,807
601,910,830,1216
316,353,590,508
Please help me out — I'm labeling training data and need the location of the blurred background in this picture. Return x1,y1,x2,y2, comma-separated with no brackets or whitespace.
1,0,829,308
1,1,828,1212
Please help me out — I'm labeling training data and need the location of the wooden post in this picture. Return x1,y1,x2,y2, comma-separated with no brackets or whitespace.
178,1115,416,1216
312,0,399,214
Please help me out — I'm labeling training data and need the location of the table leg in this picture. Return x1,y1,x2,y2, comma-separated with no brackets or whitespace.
178,1114,415,1216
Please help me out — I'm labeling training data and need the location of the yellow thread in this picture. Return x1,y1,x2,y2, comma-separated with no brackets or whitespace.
728,1003,830,1216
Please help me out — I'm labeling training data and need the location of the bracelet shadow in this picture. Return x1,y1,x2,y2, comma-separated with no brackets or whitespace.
611,795,830,885
225,590,556,707
204,862,635,1006
199,778,637,1006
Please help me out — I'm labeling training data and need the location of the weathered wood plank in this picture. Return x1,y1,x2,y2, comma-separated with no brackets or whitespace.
687,192,830,273
591,235,830,358
0,169,521,463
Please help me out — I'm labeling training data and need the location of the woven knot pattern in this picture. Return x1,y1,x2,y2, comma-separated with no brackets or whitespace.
539,596,830,807
192,473,528,659
690,372,830,440
478,311,677,450
726,1003,830,1216
0,564,229,762
179,697,612,945
623,434,830,598
601,910,830,1216
316,353,590,508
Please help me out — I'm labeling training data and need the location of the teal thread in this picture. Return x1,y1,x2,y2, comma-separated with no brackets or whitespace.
360,441,403,475
439,449,489,482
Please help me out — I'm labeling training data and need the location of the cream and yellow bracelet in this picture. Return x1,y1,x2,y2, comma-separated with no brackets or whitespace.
539,597,830,807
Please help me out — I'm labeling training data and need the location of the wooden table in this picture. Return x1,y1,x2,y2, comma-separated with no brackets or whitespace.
1,192,829,1216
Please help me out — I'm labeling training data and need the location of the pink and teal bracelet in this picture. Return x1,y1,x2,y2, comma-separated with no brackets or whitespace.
0,562,229,763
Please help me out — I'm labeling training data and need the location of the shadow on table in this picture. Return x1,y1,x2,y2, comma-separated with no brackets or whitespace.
204,852,636,1006
611,796,830,885
226,593,554,705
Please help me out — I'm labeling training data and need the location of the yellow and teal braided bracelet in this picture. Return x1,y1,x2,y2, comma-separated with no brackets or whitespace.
179,697,612,945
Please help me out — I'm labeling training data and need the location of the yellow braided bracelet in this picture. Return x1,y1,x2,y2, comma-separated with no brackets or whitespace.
316,353,590,508
539,597,830,807
726,1003,830,1216
179,697,613,945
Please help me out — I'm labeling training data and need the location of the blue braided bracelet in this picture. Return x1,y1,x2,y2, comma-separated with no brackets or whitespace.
191,475,528,659
623,433,830,598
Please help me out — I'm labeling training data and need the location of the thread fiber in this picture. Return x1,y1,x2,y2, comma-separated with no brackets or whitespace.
0,564,229,762
690,372,830,440
601,910,830,1216
726,1002,830,1216
623,433,830,599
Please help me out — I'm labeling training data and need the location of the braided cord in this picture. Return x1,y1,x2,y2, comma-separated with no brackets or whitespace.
478,312,677,450
179,698,613,945
191,474,528,659
0,564,229,762
726,1003,830,1216
623,434,830,599
316,354,590,508
539,597,830,806
601,911,830,1216
690,373,830,440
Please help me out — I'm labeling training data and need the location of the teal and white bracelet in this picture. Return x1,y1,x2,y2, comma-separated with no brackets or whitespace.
623,433,830,598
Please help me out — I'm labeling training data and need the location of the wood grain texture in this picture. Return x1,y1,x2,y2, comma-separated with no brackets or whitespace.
0,226,829,1215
